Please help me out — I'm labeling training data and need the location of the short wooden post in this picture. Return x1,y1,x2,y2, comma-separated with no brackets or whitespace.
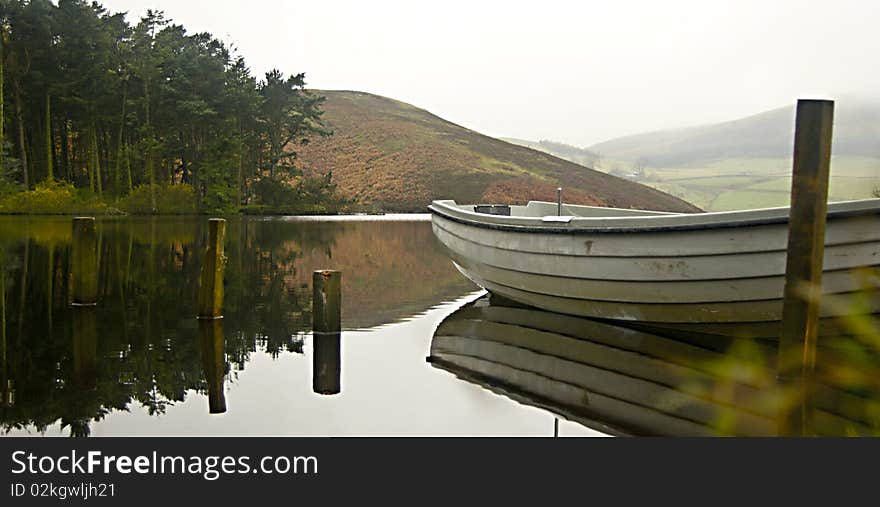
71,217,98,307
777,98,834,436
198,319,227,414
313,270,341,395
197,218,226,319
313,270,341,334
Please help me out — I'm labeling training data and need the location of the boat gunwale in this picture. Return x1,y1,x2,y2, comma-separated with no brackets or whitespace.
433,213,880,260
428,198,880,234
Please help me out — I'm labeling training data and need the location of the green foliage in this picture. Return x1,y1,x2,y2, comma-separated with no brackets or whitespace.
251,177,295,208
121,184,197,214
0,0,333,215
0,180,108,214
198,137,238,214
248,173,350,214
258,69,330,179
294,172,348,213
0,178,22,198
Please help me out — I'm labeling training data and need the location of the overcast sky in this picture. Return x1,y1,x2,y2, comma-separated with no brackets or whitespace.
100,0,880,147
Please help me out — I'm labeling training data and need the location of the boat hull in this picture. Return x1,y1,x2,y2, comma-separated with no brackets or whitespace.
430,200,880,324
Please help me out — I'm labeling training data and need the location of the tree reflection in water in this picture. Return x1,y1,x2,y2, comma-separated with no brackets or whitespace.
0,216,473,436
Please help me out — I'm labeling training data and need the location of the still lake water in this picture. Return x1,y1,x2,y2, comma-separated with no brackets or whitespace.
0,215,600,437
0,215,878,436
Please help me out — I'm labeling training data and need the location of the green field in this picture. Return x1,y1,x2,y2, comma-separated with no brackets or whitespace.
710,190,789,211
634,156,880,211
516,151,880,211
500,103,880,212
522,100,880,212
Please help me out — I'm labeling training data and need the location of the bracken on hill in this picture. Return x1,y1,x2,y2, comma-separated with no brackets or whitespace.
296,90,702,213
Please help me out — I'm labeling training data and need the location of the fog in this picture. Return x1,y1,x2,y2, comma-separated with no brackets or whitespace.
100,0,880,146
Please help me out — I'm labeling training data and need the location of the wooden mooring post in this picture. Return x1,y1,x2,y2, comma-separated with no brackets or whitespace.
71,217,98,307
312,270,341,395
197,218,226,319
71,219,97,391
777,98,834,436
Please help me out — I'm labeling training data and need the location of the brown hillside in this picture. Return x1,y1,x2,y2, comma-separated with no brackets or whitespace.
296,90,701,213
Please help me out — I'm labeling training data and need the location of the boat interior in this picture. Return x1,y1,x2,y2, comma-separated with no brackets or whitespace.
429,198,880,230
472,201,676,218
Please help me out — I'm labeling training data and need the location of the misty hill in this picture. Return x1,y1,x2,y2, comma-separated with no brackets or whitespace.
512,101,880,211
501,138,602,168
588,100,880,167
294,91,700,213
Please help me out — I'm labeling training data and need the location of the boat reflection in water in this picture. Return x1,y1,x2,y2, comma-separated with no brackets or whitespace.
428,293,880,436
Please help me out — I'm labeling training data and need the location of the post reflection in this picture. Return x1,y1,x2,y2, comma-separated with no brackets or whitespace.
1,249,7,408
0,216,474,434
312,332,341,396
429,294,880,436
71,308,97,391
198,320,227,414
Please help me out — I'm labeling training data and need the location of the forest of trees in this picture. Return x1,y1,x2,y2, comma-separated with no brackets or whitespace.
0,0,342,214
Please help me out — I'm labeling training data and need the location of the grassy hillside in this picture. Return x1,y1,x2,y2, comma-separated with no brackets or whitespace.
294,91,700,213
514,100,880,211
501,138,602,168
639,156,880,211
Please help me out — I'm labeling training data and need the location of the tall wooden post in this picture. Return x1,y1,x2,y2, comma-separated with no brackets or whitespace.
313,270,341,395
777,98,834,436
198,319,227,414
71,217,97,307
71,218,98,390
197,218,226,319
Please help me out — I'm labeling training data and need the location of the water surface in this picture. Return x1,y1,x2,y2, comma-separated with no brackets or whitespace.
3,215,875,437
0,215,597,436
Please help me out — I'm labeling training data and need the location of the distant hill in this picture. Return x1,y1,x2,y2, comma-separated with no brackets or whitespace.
511,100,880,211
294,91,700,213
588,101,880,167
501,138,602,168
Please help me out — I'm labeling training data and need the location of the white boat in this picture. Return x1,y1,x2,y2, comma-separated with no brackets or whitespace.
428,198,880,324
